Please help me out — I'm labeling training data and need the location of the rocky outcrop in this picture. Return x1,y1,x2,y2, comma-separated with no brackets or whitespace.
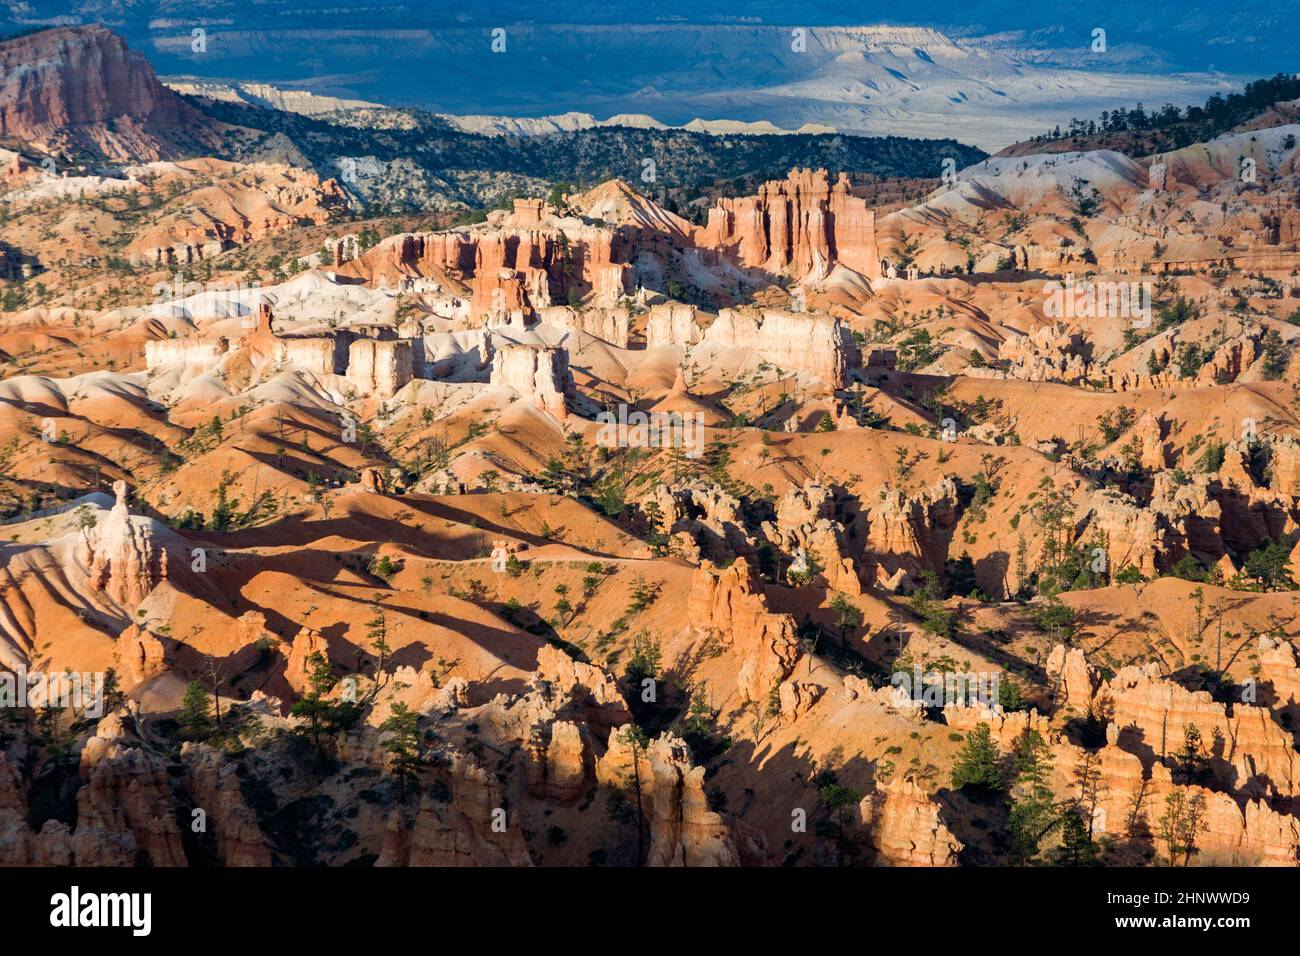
646,302,704,350
998,324,1092,383
762,480,861,593
0,725,182,866
1104,663,1298,800
0,25,226,161
347,338,413,399
533,643,630,729
943,702,1048,746
74,713,187,866
597,731,738,866
685,559,798,702
0,752,23,817
1268,435,1300,497
1080,477,1225,579
376,752,533,867
76,481,167,608
350,225,627,318
844,675,927,721
859,778,962,866
699,168,880,282
539,304,630,348
433,677,470,711
1044,644,1299,801
471,234,536,317
648,480,754,561
859,477,958,589
489,343,572,416
475,644,628,798
1053,740,1300,866
0,813,81,866
0,752,49,865
1047,644,1102,715
127,160,350,266
777,678,823,724
145,338,228,370
278,337,337,377
1258,635,1300,731
1194,334,1261,387
505,198,547,228
582,229,632,304
1135,411,1169,471
113,624,168,689
181,742,272,865
700,308,856,387
526,720,587,802
285,626,329,697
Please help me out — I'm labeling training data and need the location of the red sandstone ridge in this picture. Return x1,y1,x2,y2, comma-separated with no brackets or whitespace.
0,25,230,162
124,159,351,267
698,168,881,283
337,221,629,319
2,24,1300,877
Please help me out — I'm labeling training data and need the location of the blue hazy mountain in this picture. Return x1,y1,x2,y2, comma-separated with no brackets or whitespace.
3,1,1281,149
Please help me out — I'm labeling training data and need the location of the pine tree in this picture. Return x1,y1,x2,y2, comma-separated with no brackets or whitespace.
682,684,715,754
180,680,211,738
819,782,863,866
289,651,359,763
951,723,1002,792
1072,750,1108,834
944,552,979,598
366,597,391,696
619,725,651,864
1157,790,1208,866
998,676,1025,712
1177,723,1208,784
1053,810,1100,865
379,702,422,798
829,593,863,659
1007,729,1058,864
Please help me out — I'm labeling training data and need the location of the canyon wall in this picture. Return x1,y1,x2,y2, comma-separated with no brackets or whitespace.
699,168,881,282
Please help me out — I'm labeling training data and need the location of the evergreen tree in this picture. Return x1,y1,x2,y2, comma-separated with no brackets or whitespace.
1053,810,1101,865
365,597,391,697
829,593,863,659
998,675,1025,712
289,652,360,763
1243,538,1296,591
819,783,863,866
944,552,978,598
951,723,1002,792
379,702,422,797
1157,790,1209,866
618,725,651,864
1007,729,1058,864
180,680,211,738
1260,328,1290,380
1176,723,1209,784
682,683,716,756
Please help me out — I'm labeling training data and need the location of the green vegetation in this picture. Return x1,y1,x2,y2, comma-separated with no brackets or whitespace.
193,95,986,213
1038,73,1300,155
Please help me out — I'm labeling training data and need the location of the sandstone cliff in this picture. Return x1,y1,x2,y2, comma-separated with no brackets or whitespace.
0,25,228,161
